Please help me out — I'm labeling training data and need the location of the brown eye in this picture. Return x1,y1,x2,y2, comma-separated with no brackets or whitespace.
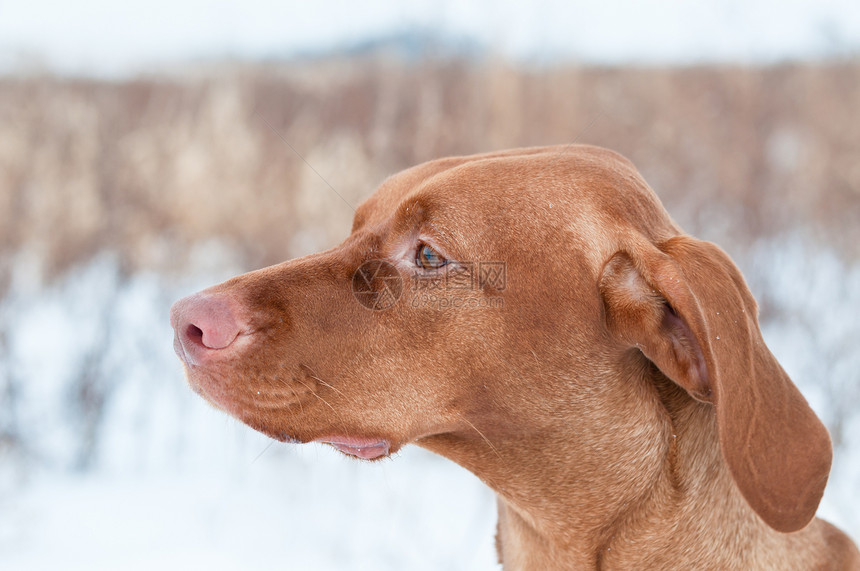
416,244,448,269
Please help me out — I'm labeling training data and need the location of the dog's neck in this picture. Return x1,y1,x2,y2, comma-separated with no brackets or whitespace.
419,361,777,570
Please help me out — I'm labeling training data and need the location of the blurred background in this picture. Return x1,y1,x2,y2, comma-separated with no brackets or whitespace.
1,1,859,569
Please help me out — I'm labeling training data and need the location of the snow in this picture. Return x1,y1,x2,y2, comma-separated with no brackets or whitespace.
0,447,497,571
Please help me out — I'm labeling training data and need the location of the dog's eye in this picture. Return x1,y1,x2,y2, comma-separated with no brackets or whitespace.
416,244,448,269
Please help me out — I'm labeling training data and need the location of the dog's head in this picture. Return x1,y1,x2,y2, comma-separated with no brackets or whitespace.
171,145,831,532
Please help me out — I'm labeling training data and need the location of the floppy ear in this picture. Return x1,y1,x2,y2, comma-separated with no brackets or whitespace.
599,235,832,533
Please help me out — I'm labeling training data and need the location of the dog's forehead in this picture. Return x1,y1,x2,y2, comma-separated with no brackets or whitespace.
353,145,677,255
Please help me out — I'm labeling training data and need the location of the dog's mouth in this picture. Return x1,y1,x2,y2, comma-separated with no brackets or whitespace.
315,436,391,460
182,368,395,459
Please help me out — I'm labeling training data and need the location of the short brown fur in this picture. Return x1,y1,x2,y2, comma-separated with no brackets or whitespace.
171,145,859,569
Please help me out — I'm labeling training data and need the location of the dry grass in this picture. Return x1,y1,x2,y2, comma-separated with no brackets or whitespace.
1,57,859,285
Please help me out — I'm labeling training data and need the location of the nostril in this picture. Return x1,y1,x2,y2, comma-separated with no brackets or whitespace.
185,324,205,345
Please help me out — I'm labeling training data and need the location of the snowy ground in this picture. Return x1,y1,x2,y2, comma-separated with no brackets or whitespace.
1,443,498,570
0,236,857,570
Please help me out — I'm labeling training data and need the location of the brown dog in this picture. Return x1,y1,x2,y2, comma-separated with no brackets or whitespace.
171,145,859,569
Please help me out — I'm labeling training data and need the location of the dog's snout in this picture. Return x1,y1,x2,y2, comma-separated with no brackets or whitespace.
170,292,243,365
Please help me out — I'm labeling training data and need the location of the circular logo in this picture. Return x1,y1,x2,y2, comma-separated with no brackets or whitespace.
351,259,403,310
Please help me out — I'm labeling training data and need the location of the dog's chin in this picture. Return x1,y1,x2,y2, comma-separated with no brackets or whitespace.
238,420,397,459
235,417,302,444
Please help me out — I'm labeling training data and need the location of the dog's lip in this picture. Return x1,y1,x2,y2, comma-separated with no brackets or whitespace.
316,436,391,460
173,332,191,365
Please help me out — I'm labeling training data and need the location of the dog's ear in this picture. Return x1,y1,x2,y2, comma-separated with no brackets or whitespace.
599,235,832,533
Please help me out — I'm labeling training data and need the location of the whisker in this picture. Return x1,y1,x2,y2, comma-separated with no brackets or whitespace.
309,374,348,400
286,384,306,415
293,377,350,434
251,440,276,465
460,415,502,461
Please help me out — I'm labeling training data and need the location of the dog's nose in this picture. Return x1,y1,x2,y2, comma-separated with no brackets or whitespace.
170,293,242,366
